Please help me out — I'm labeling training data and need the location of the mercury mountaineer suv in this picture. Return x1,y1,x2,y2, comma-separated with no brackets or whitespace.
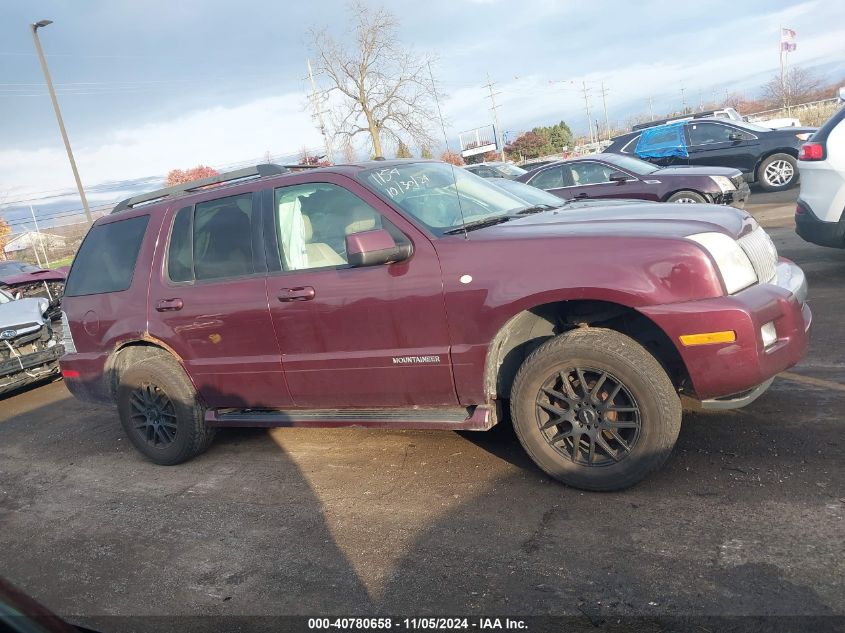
59,161,811,490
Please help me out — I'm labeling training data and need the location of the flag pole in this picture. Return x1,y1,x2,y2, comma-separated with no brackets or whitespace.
779,25,786,112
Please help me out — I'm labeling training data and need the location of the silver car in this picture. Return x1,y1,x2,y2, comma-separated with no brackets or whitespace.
0,288,63,396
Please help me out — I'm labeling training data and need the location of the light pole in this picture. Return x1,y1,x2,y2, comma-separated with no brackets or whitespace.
30,19,92,225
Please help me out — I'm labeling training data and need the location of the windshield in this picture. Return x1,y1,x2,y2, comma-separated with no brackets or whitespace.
600,153,660,175
487,178,564,206
0,261,40,275
360,162,528,235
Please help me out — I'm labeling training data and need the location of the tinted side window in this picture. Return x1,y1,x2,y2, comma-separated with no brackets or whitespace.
167,207,193,282
569,161,614,185
65,215,150,296
193,193,255,281
531,166,565,190
688,123,735,145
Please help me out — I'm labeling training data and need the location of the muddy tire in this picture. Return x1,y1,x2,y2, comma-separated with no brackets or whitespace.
117,354,215,465
510,327,682,491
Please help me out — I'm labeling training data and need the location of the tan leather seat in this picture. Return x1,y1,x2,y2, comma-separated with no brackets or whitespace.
344,202,378,235
301,215,345,268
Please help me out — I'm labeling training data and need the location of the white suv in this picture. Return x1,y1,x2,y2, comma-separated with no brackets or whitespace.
795,105,845,247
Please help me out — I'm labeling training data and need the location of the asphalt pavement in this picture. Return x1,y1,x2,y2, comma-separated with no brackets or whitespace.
0,189,842,632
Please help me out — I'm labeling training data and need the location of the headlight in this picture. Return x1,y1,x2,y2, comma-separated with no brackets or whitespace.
709,175,736,193
688,232,757,294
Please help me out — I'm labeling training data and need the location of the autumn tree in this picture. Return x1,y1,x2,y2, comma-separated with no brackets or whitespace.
396,141,413,158
311,3,436,158
440,150,464,166
0,217,10,260
504,131,548,160
165,165,219,186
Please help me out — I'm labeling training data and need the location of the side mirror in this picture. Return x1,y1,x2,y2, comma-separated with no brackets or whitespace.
728,132,743,142
608,171,628,184
346,229,411,267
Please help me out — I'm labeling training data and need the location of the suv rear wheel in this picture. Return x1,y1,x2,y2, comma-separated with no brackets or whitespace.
510,328,681,491
758,153,798,191
117,354,216,465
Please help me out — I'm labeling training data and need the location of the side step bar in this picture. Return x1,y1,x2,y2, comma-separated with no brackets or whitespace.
205,405,495,431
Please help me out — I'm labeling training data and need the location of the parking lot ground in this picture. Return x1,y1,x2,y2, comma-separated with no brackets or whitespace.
1,196,843,631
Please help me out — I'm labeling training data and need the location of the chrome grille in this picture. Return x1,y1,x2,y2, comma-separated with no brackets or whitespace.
738,226,778,285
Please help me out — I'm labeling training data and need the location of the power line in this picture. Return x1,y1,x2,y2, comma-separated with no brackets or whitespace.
483,73,506,161
305,59,333,161
581,81,594,145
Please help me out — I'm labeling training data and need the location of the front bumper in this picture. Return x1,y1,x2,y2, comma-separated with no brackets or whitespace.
795,199,845,248
715,181,751,210
639,259,811,404
0,343,64,392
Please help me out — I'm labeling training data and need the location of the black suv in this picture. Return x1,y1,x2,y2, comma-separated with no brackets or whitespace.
605,118,816,191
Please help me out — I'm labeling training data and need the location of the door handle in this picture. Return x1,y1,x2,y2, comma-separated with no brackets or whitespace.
278,286,316,302
155,298,183,312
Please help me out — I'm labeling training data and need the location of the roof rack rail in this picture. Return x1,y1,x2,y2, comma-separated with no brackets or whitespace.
111,163,287,214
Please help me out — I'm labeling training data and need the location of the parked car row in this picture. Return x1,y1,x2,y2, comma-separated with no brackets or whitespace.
515,153,750,208
604,117,815,191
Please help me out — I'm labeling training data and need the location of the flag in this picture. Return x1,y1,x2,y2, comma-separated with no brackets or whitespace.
781,42,797,52
781,27,796,41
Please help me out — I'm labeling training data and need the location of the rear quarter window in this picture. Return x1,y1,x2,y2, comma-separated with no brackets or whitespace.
64,215,150,296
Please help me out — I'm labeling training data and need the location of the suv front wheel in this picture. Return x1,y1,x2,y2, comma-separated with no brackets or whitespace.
117,353,216,465
510,328,682,491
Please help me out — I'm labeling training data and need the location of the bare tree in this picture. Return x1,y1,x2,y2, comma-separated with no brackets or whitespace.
311,3,436,158
762,67,824,109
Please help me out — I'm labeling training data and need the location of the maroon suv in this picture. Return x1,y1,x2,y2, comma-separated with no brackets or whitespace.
59,161,811,490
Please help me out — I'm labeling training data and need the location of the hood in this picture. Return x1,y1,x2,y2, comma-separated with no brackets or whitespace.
653,165,742,177
0,297,48,330
0,268,66,285
474,202,751,241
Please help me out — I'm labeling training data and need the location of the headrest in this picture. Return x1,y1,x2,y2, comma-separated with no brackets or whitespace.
301,214,313,241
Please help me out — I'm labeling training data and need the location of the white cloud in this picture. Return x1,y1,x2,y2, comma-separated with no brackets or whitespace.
1,92,323,201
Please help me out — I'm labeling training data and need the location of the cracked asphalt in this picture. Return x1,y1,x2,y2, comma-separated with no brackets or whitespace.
0,193,843,632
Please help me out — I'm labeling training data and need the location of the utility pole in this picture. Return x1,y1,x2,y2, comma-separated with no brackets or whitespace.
306,59,333,162
31,20,92,225
680,87,687,114
646,96,654,121
483,73,506,161
581,81,594,145
599,81,610,140
29,205,49,265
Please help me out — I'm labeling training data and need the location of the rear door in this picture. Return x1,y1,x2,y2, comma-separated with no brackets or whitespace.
146,188,291,410
263,174,457,408
686,122,760,172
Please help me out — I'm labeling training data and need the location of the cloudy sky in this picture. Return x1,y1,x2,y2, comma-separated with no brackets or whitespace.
1,0,844,228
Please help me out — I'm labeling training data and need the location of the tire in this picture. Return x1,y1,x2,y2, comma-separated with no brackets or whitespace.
510,327,682,491
757,153,798,191
667,190,707,204
117,354,215,465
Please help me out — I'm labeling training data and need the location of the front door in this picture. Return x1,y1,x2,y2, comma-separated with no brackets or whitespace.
263,176,457,409
685,122,760,173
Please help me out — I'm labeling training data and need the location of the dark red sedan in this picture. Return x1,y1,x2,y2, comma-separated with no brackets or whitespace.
516,153,750,208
